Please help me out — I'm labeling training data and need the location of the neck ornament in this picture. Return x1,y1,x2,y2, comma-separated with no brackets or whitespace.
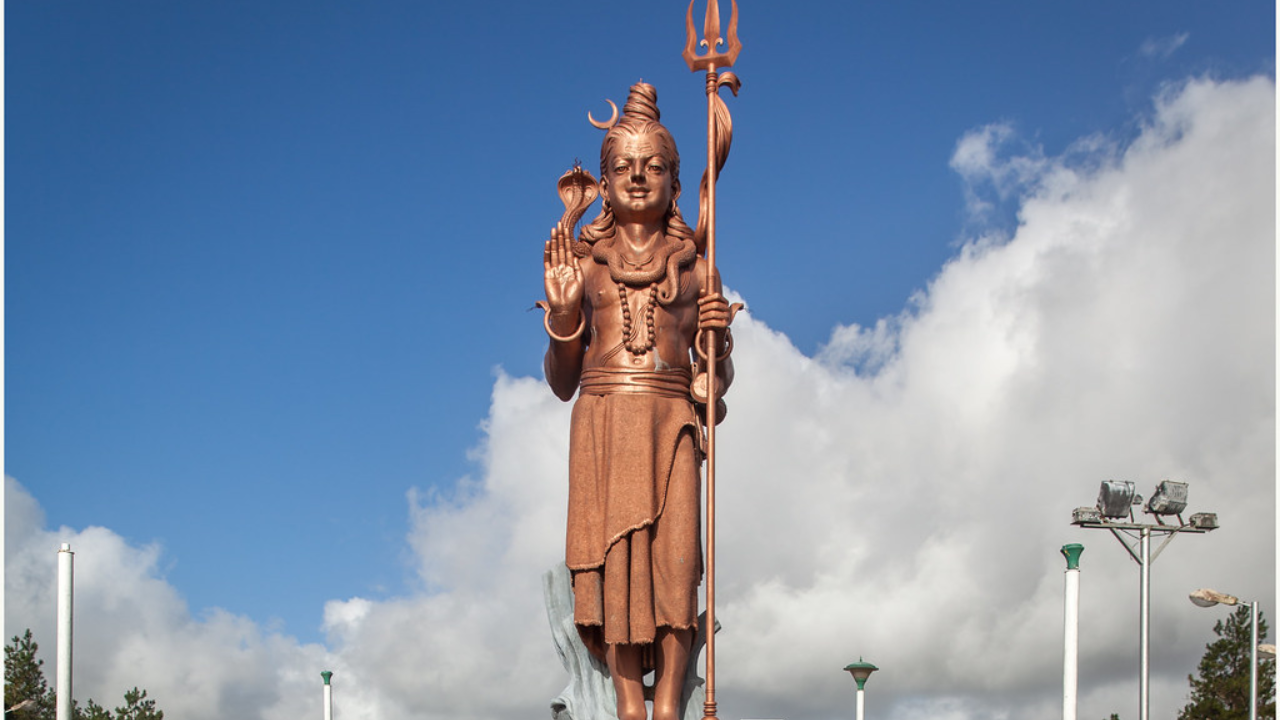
598,235,676,286
618,283,659,355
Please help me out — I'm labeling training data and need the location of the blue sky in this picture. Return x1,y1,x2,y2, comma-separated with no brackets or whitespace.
5,2,1275,719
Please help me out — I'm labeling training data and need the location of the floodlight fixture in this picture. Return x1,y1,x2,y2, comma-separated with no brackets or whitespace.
1097,480,1140,518
1145,480,1189,516
1189,512,1219,530
1072,507,1103,525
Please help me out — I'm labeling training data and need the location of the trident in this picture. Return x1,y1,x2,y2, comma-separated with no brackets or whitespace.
683,3,741,720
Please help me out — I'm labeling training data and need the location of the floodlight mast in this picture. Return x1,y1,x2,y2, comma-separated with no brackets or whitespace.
1070,479,1218,720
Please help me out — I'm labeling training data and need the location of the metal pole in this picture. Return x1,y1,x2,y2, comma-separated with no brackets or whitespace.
700,63,721,720
1250,601,1258,720
1062,544,1084,720
321,671,333,720
1139,528,1150,720
681,6,741,716
855,686,865,720
56,544,74,720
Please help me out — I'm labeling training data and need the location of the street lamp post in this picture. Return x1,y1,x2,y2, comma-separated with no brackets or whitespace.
1189,588,1261,720
321,671,333,720
57,544,74,720
1062,544,1084,720
844,659,878,720
1071,479,1218,720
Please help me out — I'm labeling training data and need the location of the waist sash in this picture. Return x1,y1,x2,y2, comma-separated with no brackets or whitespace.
579,367,692,399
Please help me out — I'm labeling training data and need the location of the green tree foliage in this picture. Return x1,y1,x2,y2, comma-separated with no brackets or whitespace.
112,689,161,720
1179,605,1276,720
77,699,114,720
4,631,164,720
5,630,55,720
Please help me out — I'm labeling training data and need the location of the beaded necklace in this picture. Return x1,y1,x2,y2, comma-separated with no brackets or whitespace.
618,282,659,355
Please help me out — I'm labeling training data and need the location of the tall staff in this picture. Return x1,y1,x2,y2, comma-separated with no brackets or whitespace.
682,3,741,720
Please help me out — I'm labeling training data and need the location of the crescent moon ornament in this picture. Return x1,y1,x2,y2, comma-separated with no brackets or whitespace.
587,99,619,130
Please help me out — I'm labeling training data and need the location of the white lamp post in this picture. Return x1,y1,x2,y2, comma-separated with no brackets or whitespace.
1071,479,1218,720
1061,544,1084,720
844,659,878,720
1189,588,1260,720
57,544,74,720
321,671,333,720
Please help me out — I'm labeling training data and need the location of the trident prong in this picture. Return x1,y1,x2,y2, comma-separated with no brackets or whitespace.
683,0,741,72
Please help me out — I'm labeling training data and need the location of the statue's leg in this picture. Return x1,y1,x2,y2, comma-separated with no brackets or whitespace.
606,643,648,720
652,628,693,720
577,624,607,666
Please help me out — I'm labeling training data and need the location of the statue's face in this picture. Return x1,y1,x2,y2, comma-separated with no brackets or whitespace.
602,130,678,225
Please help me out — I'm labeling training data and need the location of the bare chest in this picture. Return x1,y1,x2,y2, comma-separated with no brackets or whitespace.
580,260,700,368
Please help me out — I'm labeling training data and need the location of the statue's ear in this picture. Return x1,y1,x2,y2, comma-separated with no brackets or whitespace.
672,178,681,200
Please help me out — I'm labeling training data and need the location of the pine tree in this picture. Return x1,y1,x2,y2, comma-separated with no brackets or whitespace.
1179,605,1276,720
5,630,55,720
77,699,114,720
112,689,161,720
5,631,164,720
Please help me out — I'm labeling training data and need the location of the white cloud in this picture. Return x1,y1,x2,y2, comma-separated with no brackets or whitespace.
1140,33,1191,60
4,478,333,720
950,121,1049,222
950,122,1048,197
5,74,1274,720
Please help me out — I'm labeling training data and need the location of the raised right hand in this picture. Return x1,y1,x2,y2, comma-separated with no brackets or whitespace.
543,224,584,318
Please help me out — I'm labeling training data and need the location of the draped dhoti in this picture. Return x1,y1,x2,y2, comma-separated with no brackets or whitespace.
566,368,703,649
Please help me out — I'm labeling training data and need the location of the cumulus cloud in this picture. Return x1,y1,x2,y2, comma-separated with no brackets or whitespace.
5,75,1274,720
4,478,333,720
720,74,1274,720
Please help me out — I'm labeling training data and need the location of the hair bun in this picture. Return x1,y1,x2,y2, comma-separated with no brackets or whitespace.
622,82,660,123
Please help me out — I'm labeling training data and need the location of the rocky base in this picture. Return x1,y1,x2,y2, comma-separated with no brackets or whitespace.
542,564,712,720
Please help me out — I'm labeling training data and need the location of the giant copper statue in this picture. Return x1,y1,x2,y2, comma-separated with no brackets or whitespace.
539,4,741,720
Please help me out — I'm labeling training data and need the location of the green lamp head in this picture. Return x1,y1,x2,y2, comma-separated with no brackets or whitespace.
844,658,878,691
1060,543,1084,570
